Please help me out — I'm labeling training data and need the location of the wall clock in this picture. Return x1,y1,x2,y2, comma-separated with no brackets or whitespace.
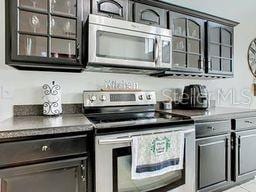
248,39,256,77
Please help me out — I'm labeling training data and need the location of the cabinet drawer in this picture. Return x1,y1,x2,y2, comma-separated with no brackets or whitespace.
92,0,128,20
133,3,167,28
0,135,87,167
196,121,231,138
232,117,256,131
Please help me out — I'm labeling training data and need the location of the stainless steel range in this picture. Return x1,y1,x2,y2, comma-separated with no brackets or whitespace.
83,90,196,192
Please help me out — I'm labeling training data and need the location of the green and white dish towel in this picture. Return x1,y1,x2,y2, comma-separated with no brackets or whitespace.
131,131,184,180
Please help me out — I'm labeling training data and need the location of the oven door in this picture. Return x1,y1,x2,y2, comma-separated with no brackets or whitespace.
88,16,172,70
95,126,195,192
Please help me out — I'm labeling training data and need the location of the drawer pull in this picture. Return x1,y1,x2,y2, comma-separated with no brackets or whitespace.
207,126,216,131
245,120,253,124
41,145,50,152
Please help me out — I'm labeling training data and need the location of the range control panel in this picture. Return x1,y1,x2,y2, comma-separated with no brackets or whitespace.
83,91,156,107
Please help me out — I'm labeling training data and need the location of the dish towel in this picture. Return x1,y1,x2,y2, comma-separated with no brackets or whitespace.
131,131,184,180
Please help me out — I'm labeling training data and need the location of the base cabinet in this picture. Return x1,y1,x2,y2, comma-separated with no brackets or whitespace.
232,130,256,182
0,158,87,192
196,134,231,192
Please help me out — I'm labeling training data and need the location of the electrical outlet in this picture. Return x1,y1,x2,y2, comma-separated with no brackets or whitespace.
0,86,13,100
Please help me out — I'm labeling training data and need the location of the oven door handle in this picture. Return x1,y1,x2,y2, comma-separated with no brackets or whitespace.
98,129,195,145
98,138,132,145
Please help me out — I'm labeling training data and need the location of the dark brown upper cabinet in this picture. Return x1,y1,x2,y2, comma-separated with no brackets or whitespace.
170,12,205,73
92,0,128,20
131,3,167,28
206,21,234,76
6,0,83,72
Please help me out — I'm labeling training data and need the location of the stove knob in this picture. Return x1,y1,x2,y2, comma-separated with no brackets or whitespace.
138,95,143,100
89,95,97,102
100,95,107,101
146,94,152,100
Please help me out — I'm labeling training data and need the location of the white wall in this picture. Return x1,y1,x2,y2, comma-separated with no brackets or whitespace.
0,0,255,120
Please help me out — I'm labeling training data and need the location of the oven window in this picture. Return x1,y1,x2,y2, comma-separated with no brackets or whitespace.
113,147,185,192
96,31,155,62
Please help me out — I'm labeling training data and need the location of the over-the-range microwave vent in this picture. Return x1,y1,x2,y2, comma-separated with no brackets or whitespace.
85,64,164,75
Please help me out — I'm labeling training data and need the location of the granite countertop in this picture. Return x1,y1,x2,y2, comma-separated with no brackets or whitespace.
0,114,93,139
161,107,256,122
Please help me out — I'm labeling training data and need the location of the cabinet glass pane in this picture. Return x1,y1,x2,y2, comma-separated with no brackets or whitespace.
173,18,186,36
188,20,200,39
51,16,76,38
210,27,220,43
51,0,77,16
221,29,231,45
162,41,170,63
19,0,48,10
222,46,231,58
211,57,221,71
19,11,47,34
173,37,186,52
96,31,154,62
51,38,76,59
4,167,78,192
188,54,200,69
173,52,186,68
222,59,232,72
18,34,47,57
210,44,220,57
188,39,200,54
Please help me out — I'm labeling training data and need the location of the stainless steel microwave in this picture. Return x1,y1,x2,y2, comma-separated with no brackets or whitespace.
87,14,172,71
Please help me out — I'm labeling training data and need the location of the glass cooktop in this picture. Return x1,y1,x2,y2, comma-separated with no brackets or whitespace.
86,111,192,128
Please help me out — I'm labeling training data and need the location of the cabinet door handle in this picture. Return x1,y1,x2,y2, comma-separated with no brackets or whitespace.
80,163,86,182
0,179,7,192
76,43,80,61
208,59,212,66
237,136,241,148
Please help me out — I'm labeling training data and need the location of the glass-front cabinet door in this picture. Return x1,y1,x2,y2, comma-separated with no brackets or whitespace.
170,12,204,73
206,22,233,76
170,12,205,73
7,0,82,70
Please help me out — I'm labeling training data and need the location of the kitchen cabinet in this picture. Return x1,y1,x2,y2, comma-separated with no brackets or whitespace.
206,21,234,76
6,0,83,72
0,134,90,192
232,130,256,182
197,134,231,192
0,158,87,192
92,0,128,20
170,12,205,73
231,117,256,182
131,3,167,28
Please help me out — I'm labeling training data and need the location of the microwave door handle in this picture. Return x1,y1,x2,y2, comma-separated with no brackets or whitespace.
154,38,160,64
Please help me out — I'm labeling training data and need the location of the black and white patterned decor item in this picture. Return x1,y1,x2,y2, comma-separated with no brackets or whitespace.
42,81,62,116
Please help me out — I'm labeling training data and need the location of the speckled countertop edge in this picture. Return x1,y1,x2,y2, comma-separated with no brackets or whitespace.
0,114,94,139
160,107,256,122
